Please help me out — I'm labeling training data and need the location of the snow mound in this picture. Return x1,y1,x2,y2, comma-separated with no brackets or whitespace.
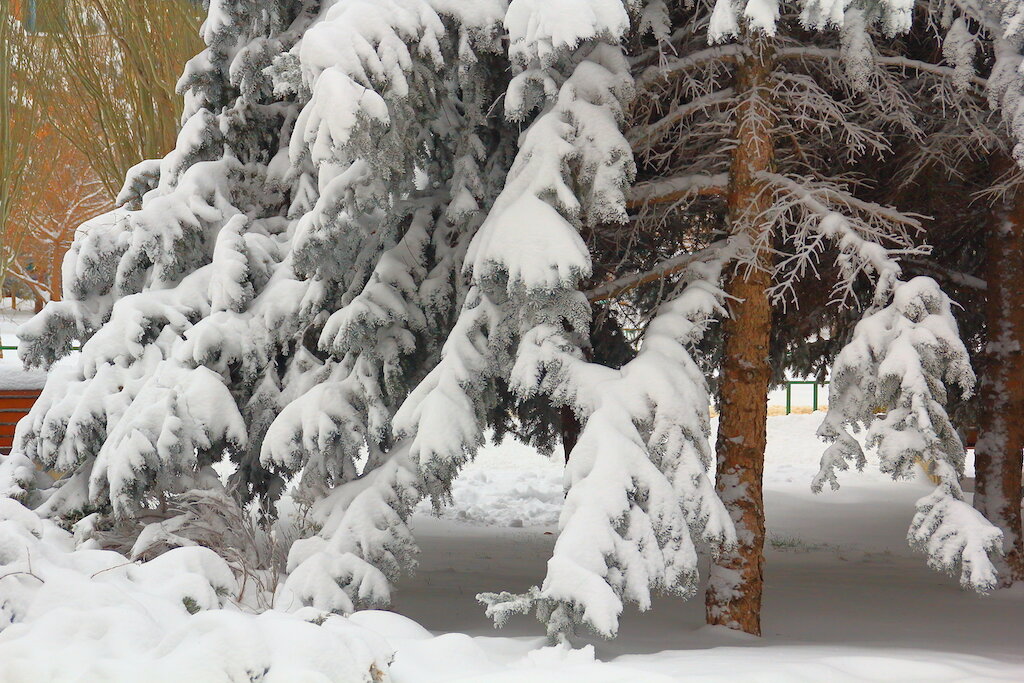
0,497,392,682
418,467,565,527
0,363,46,390
415,436,565,527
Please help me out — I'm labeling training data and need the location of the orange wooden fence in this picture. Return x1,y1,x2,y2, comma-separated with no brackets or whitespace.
0,389,40,454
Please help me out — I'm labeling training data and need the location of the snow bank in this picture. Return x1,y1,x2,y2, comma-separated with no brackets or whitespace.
415,436,564,527
0,496,392,682
0,364,46,391
340,611,1022,682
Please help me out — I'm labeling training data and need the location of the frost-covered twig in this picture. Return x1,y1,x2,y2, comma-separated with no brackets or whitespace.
757,171,924,305
626,173,730,207
585,237,737,302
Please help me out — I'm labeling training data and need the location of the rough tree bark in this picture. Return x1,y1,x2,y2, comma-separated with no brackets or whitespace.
48,241,63,302
973,176,1024,585
559,405,579,465
705,35,775,635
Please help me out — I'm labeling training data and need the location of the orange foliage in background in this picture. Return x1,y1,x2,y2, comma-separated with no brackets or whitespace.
7,127,112,308
2,0,202,310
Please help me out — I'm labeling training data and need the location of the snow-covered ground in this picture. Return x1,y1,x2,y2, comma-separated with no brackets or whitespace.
3,414,1021,681
0,310,46,389
389,416,1021,681
0,306,1016,680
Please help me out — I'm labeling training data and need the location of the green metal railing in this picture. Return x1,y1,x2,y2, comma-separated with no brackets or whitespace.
0,345,81,352
784,380,829,414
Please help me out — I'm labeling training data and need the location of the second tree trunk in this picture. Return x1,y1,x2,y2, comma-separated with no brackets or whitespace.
973,179,1024,585
705,35,775,636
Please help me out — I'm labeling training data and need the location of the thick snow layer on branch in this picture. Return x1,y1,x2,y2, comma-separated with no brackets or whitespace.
504,0,629,66
468,43,634,290
299,0,445,90
709,0,914,43
942,18,977,94
208,215,255,314
278,445,422,613
910,477,1003,591
708,0,741,43
90,363,247,517
394,288,500,496
800,0,846,30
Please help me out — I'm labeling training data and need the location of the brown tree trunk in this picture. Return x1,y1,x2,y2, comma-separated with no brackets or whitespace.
48,241,63,302
973,177,1024,585
705,36,776,636
560,405,580,465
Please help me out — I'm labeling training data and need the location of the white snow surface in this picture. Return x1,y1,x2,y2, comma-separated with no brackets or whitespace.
0,366,46,391
415,438,565,527
0,312,49,390
2,415,1022,681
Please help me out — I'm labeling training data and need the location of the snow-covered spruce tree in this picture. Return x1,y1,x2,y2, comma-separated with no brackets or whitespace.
273,2,736,640
16,0,323,524
8,0,733,640
626,0,994,632
17,0,518,542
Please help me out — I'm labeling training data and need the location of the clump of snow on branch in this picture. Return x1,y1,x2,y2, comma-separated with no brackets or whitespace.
504,0,629,66
708,0,915,44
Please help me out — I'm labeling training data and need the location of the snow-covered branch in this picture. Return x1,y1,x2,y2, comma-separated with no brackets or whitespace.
482,262,735,641
775,46,989,90
758,171,923,305
626,173,729,207
635,44,747,90
816,276,1001,591
586,237,737,302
